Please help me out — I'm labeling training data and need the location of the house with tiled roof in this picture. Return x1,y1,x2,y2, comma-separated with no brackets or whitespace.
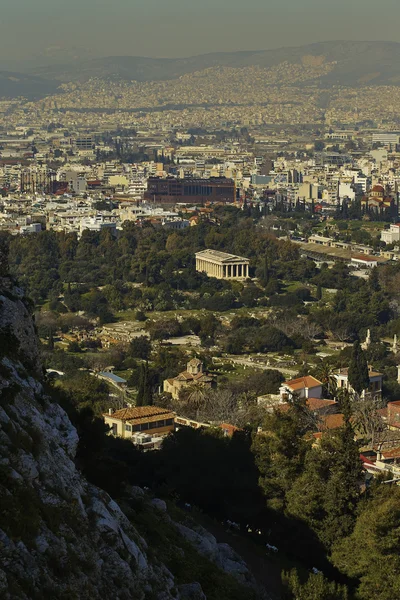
277,397,338,416
103,405,175,441
279,375,323,402
163,358,215,400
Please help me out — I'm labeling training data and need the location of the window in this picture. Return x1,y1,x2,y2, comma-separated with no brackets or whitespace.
140,422,149,431
111,423,117,436
133,425,141,432
165,419,173,426
125,424,132,432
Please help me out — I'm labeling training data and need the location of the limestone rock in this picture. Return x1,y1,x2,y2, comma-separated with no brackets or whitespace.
178,582,207,600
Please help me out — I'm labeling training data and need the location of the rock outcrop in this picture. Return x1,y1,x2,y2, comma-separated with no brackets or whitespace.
0,277,177,599
174,524,253,585
0,271,260,600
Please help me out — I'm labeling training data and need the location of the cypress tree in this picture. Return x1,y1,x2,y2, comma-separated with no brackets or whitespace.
348,340,370,396
48,330,54,350
136,362,153,407
136,364,145,407
369,267,380,292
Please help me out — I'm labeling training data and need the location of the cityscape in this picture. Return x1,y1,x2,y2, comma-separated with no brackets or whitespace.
3,12,400,600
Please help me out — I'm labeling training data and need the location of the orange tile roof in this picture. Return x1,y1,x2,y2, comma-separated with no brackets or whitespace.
381,447,400,459
193,373,213,382
219,423,240,436
351,254,379,261
104,406,173,422
307,398,337,411
285,376,323,391
319,413,345,430
175,371,194,381
277,398,336,414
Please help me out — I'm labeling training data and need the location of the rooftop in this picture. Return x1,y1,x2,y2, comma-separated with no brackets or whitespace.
104,406,174,422
195,249,249,263
351,254,379,262
284,375,323,391
319,413,345,430
278,398,336,413
335,367,383,378
98,371,127,384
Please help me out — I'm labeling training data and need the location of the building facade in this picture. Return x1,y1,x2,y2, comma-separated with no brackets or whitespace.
195,249,250,279
381,223,400,245
334,367,383,400
144,177,235,204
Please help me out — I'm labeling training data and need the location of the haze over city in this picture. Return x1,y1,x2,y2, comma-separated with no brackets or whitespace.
1,0,400,66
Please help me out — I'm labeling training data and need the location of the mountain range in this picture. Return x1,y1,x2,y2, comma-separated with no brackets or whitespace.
3,40,400,99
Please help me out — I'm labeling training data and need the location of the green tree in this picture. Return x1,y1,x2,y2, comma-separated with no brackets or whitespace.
282,569,348,600
314,359,337,399
332,486,400,600
286,392,362,547
252,399,311,511
348,340,369,395
136,362,153,406
369,266,380,292
129,336,151,361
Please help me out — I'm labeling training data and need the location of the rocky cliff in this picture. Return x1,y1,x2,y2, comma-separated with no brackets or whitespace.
0,271,258,600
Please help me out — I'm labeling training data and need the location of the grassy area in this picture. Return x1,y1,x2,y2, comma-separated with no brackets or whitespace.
283,281,308,293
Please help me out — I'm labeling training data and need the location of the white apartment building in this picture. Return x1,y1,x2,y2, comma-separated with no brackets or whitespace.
381,223,400,245
372,133,400,146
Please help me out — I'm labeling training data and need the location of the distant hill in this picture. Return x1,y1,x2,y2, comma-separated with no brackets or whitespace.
30,41,400,86
0,71,58,99
5,41,400,99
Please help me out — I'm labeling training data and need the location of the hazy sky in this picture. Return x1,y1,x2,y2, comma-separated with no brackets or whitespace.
1,0,400,64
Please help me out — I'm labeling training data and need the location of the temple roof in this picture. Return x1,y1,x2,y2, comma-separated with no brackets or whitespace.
195,249,249,264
